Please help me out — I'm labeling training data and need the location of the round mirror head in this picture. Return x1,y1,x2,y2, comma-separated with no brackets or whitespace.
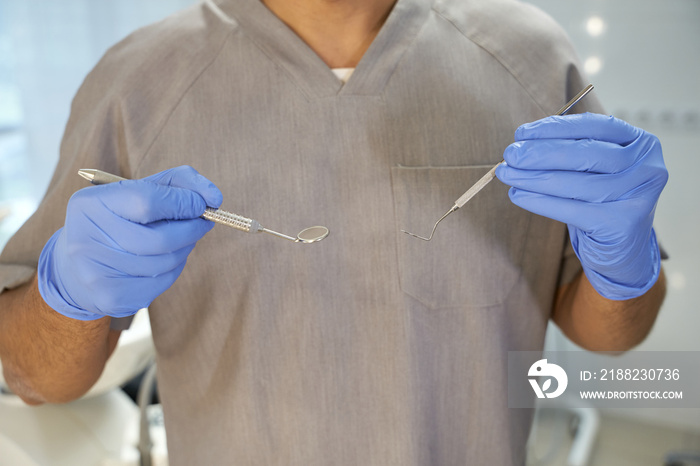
296,226,329,243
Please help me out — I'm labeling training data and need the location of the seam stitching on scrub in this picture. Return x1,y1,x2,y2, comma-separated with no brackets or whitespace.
508,201,534,305
374,5,433,98
131,25,239,176
237,33,314,102
340,4,433,98
206,0,238,27
431,7,550,118
551,226,578,319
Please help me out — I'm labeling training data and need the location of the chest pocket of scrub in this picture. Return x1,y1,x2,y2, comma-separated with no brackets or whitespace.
392,165,531,310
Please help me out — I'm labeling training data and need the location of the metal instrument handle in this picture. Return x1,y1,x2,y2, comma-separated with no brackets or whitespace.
201,208,261,233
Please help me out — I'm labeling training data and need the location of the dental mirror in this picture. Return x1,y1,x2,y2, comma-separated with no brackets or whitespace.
294,226,330,243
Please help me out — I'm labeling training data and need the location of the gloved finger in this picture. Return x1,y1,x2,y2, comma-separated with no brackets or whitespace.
503,138,650,174
80,242,196,278
506,187,587,226
142,165,223,209
516,113,642,146
496,164,647,203
90,262,188,316
73,180,209,224
506,187,625,234
78,213,214,256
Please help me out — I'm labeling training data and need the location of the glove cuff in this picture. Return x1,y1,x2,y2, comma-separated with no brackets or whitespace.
37,229,103,321
581,229,662,301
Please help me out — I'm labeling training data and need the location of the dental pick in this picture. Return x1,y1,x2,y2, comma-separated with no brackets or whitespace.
401,84,595,241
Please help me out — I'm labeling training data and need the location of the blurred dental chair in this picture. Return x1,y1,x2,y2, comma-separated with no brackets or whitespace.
664,452,700,466
527,323,601,466
0,309,166,466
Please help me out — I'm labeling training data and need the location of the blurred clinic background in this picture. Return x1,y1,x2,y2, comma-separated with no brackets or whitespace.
0,1,699,465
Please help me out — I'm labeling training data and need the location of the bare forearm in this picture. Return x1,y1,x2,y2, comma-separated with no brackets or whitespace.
0,274,118,404
552,268,666,352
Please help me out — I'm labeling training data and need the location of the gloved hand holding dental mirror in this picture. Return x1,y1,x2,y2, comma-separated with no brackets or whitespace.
78,168,329,244
37,165,327,321
403,84,668,301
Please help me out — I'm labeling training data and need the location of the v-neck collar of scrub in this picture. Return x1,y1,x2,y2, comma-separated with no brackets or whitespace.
215,0,431,99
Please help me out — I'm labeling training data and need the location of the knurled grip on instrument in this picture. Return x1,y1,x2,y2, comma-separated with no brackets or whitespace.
202,208,262,233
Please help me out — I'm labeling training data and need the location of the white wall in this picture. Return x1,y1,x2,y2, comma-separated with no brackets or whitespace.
0,0,196,249
527,0,700,431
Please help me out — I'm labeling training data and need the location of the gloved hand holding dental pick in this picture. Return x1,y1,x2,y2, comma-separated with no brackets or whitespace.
38,165,223,320
495,113,668,300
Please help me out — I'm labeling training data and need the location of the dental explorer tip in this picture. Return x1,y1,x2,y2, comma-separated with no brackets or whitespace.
401,229,433,241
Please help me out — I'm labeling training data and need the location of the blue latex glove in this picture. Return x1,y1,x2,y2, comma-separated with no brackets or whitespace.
496,113,668,300
38,166,223,320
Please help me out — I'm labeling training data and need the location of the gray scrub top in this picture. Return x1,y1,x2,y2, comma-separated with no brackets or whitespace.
0,0,604,464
